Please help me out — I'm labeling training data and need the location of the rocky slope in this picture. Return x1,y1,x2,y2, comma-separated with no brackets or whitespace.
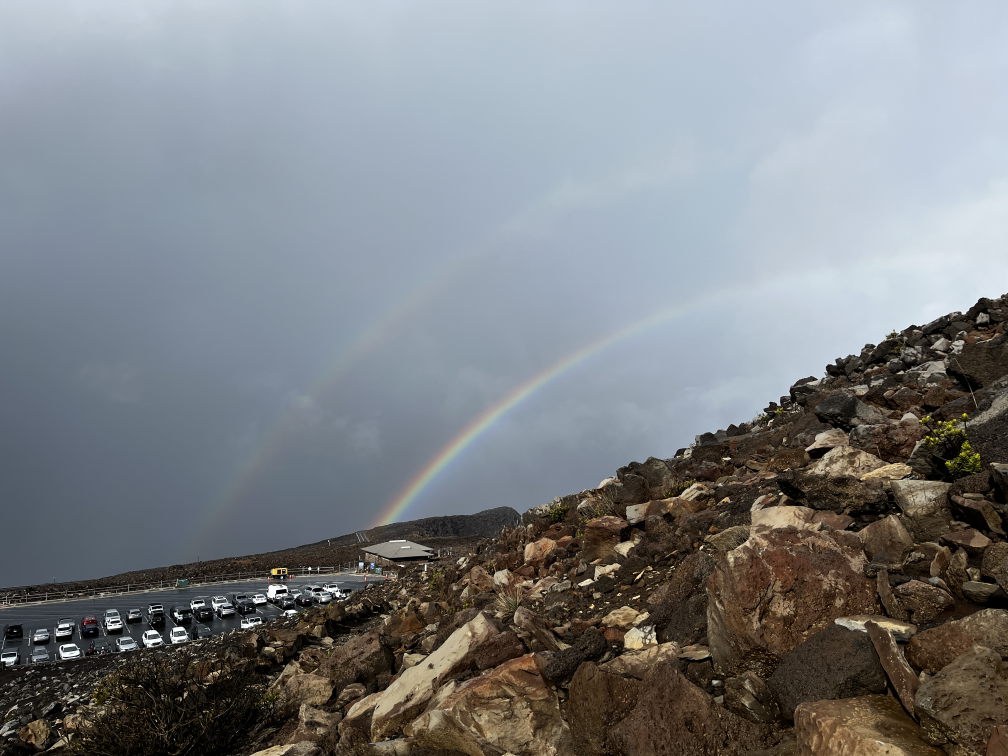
6,293,1008,756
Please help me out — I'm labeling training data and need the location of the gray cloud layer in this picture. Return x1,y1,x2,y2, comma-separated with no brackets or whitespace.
2,1,1007,586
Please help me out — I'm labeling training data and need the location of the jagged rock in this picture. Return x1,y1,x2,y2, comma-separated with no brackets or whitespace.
724,671,782,724
915,646,1008,755
609,660,775,756
409,654,575,756
541,625,607,685
334,682,367,709
992,463,1008,499
891,480,953,542
950,495,1004,535
948,331,1008,388
705,525,750,552
370,611,500,740
657,592,707,646
849,421,925,463
815,392,889,431
989,726,1008,756
877,569,909,621
774,470,888,516
708,527,878,676
982,541,1008,592
622,624,658,650
750,505,819,533
834,614,918,641
337,691,381,739
861,462,913,482
893,580,955,624
601,642,679,679
962,581,1005,604
906,608,1008,674
467,565,496,593
809,445,886,478
582,516,628,561
319,630,394,696
942,529,992,556
523,537,559,566
864,620,919,714
766,624,887,722
600,606,641,630
858,515,914,565
567,661,643,756
18,719,51,751
805,428,849,458
795,695,944,756
943,547,970,599
278,673,335,716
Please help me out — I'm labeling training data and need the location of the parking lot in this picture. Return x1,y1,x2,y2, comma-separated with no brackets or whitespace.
0,574,375,664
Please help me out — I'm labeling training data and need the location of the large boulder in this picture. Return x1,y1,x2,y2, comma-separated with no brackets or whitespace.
983,541,1008,592
849,421,925,463
564,661,642,756
948,331,1008,388
906,609,1008,674
795,695,944,756
766,624,887,722
809,446,886,478
707,527,879,676
609,660,776,756
892,580,955,624
915,646,1008,755
815,393,890,431
278,673,336,716
409,654,574,756
865,620,919,714
858,514,914,564
320,630,394,696
890,480,952,542
370,612,500,740
582,516,628,561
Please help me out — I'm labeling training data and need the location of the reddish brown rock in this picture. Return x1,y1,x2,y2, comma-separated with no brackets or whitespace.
865,620,919,715
893,580,955,624
609,660,775,756
942,529,993,556
849,420,925,463
523,537,559,566
906,609,1008,674
582,516,628,561
319,630,394,696
566,661,642,756
707,527,879,676
858,514,914,565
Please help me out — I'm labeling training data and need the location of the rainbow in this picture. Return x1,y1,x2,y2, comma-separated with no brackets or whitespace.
371,285,737,527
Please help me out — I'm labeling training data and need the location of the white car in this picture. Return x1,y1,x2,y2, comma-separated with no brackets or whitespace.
189,598,207,612
211,596,235,617
104,609,123,633
251,593,267,607
116,636,138,652
32,628,50,644
169,627,189,644
57,643,81,661
141,630,164,648
282,609,299,619
1,650,19,668
55,618,74,640
240,616,263,630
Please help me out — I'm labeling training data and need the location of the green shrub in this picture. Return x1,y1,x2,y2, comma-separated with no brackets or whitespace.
919,413,982,480
945,440,982,479
547,502,570,524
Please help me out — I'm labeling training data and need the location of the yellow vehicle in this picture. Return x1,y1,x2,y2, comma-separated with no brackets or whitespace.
269,567,288,582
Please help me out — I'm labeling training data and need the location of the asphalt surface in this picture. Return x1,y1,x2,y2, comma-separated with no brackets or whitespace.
0,574,378,665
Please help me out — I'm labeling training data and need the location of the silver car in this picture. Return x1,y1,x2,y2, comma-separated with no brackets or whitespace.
116,636,138,653
30,646,49,664
32,627,50,644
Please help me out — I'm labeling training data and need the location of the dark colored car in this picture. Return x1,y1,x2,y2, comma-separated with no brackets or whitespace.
295,590,314,608
234,599,256,615
3,624,23,641
190,624,212,640
193,605,213,623
147,608,166,629
170,606,193,624
276,594,296,610
80,616,100,637
126,609,143,624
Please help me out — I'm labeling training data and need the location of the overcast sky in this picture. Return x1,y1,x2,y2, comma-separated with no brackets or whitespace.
2,2,1008,586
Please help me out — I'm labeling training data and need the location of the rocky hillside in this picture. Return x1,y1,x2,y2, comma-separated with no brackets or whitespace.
5,293,1008,756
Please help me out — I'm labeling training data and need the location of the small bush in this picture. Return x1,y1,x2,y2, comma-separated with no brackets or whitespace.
546,502,570,524
666,478,696,498
919,413,982,480
493,584,524,619
72,650,274,756
946,440,982,479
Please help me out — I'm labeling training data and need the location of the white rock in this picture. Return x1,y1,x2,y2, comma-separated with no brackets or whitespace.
809,445,886,478
623,625,657,650
834,615,917,642
594,563,620,580
750,506,820,534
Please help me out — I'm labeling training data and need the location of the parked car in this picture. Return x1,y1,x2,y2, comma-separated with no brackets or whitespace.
0,649,19,667
251,593,267,607
4,623,24,642
212,596,235,618
57,644,81,661
282,609,299,619
240,616,262,630
312,590,333,605
170,606,193,624
323,583,347,599
276,594,296,610
294,589,314,608
147,605,166,628
126,609,143,624
104,609,123,633
232,596,256,615
116,636,138,652
190,624,211,640
55,619,74,640
30,646,49,664
189,598,207,612
80,616,100,637
32,628,50,645
169,627,189,644
193,605,213,623
141,630,163,648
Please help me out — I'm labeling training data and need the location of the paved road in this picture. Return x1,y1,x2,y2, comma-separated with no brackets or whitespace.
0,574,380,664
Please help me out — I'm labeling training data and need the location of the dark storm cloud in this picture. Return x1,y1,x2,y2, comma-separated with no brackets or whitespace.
2,1,1008,585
